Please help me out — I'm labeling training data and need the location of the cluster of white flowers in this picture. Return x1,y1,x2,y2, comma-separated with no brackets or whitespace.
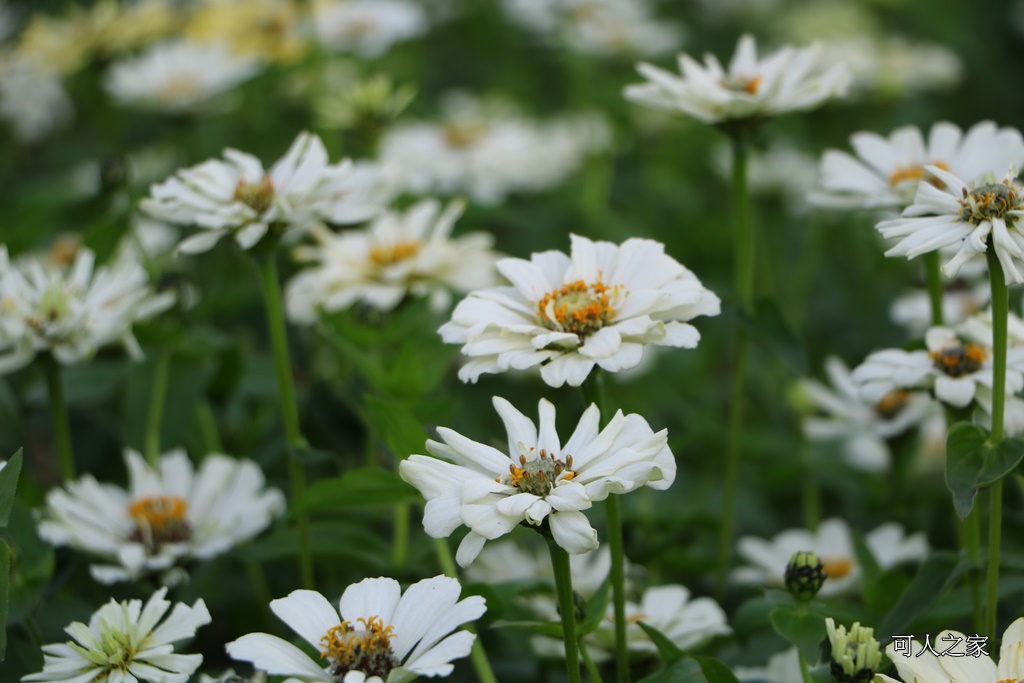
379,93,611,205
0,53,72,143
0,245,174,373
823,36,962,99
37,448,285,584
500,0,684,57
312,0,429,58
285,198,499,321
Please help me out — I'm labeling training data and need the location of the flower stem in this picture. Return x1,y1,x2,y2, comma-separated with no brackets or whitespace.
144,347,172,467
196,400,223,453
255,252,314,590
985,245,1009,637
964,508,984,634
432,537,498,683
924,251,945,326
798,652,813,683
716,134,753,597
548,536,583,683
801,445,820,531
43,357,74,481
579,638,605,683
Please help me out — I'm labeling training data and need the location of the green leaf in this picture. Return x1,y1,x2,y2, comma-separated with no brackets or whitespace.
578,578,610,636
693,656,743,683
290,468,421,515
945,422,1024,518
0,539,9,661
489,619,565,638
636,656,707,683
879,551,964,635
362,395,428,458
0,450,23,528
638,621,686,664
768,605,825,662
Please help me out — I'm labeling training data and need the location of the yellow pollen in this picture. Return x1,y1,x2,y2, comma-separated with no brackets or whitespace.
537,280,617,337
128,495,188,531
50,236,81,266
320,617,396,663
874,389,911,419
929,342,987,377
744,76,761,94
821,557,854,579
443,123,487,149
499,450,576,496
888,160,951,188
370,241,421,267
233,175,275,214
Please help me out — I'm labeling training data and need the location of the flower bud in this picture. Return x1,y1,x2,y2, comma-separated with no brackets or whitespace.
826,617,881,683
785,550,827,601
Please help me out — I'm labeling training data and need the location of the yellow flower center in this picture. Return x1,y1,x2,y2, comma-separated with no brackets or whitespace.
959,180,1019,226
50,235,82,267
234,176,275,215
320,617,398,680
537,280,617,338
153,75,205,106
721,75,761,94
888,160,950,187
498,450,576,497
370,241,421,267
874,389,911,419
929,342,987,378
443,123,487,149
821,556,854,579
128,495,191,549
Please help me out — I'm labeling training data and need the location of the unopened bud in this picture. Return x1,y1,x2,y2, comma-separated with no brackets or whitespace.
826,617,881,683
785,550,827,601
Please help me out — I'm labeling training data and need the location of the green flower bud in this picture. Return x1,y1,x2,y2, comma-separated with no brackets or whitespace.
785,550,827,601
826,617,882,683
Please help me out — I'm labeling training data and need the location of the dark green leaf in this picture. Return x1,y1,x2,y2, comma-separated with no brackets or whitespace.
490,619,565,638
638,621,686,664
362,395,429,458
945,422,1024,518
577,578,610,636
0,450,23,528
290,469,421,515
768,605,825,662
636,656,707,683
879,551,964,635
693,656,743,683
0,540,9,660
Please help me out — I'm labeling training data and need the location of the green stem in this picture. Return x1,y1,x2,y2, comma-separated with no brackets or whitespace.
798,652,813,683
985,245,1009,637
144,348,172,467
579,638,605,683
432,537,498,683
801,446,820,532
964,508,984,634
44,357,75,481
548,536,583,683
716,134,753,597
392,503,410,570
243,559,274,610
924,251,945,326
255,252,313,590
196,400,224,453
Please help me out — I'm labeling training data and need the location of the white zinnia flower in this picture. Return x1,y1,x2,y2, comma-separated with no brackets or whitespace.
623,34,850,124
379,93,610,205
878,164,1024,283
400,396,675,566
23,587,211,683
285,198,498,321
822,36,962,100
226,576,486,683
0,245,174,374
879,616,1024,683
797,356,935,472
440,234,720,387
0,54,72,143
104,40,261,113
142,131,383,254
312,0,429,58
813,121,1024,210
37,448,285,584
732,518,928,597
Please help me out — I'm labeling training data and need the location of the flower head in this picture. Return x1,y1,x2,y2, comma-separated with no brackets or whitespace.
285,198,499,320
312,0,429,58
881,617,1024,683
37,448,285,584
0,245,174,374
0,54,72,143
400,396,675,566
784,550,826,601
826,618,881,683
227,576,486,683
23,587,210,683
624,34,849,125
142,132,384,254
440,234,720,387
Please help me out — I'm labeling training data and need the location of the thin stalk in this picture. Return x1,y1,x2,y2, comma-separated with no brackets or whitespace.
548,537,583,683
985,246,1009,638
798,653,813,683
579,639,605,683
243,559,273,610
964,508,984,634
923,251,945,326
144,348,172,467
256,252,313,589
392,503,410,570
44,357,75,481
196,400,224,453
801,446,821,531
432,538,498,683
716,134,753,597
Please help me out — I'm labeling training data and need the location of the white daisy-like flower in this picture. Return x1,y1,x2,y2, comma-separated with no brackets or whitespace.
732,518,928,597
440,234,720,388
0,54,72,143
877,164,1024,283
466,541,617,599
0,245,174,374
822,36,962,100
379,93,611,205
797,356,936,472
312,0,429,58
812,121,1024,210
879,616,1024,683
890,283,989,337
23,587,211,683
37,448,285,584
400,396,675,566
623,34,850,125
285,198,498,321
226,576,486,683
104,40,261,113
141,131,383,254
